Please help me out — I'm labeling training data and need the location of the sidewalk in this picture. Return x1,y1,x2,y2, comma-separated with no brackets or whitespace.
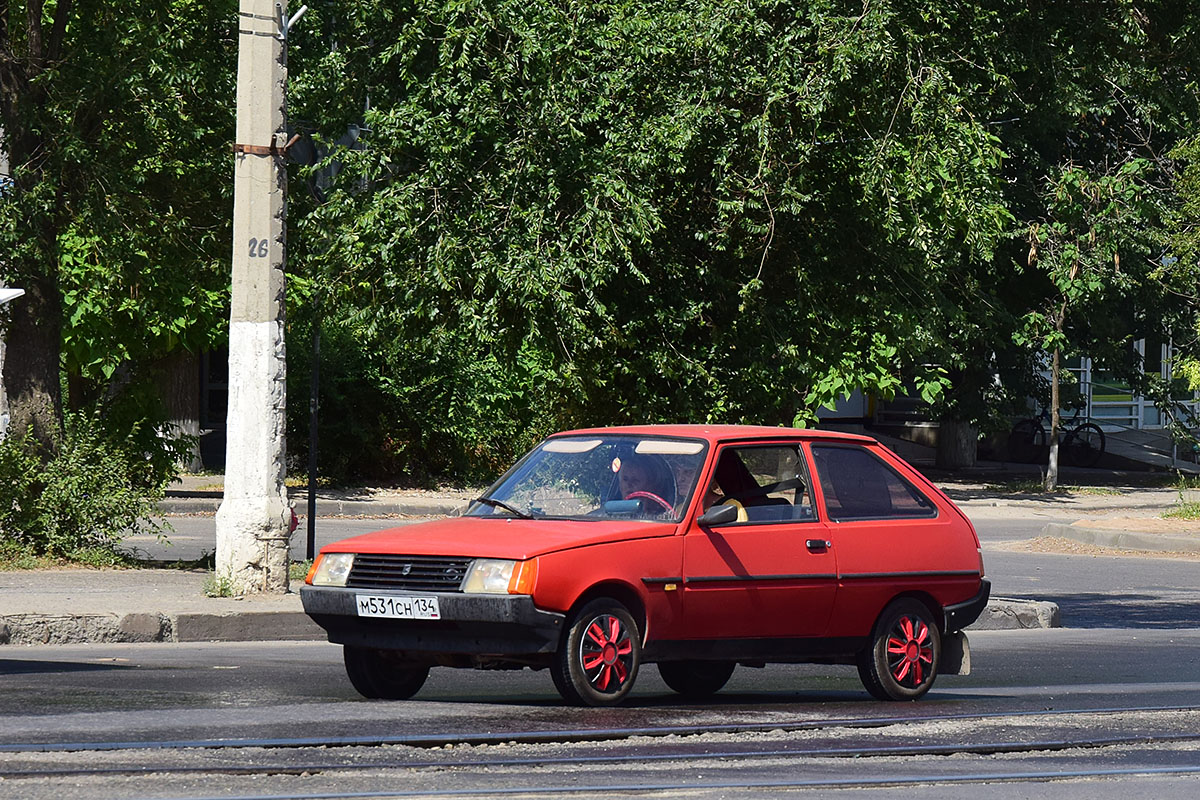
1,466,1195,647
159,474,473,517
159,465,1190,517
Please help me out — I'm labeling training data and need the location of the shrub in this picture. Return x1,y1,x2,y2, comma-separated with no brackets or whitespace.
0,426,41,543
0,411,169,560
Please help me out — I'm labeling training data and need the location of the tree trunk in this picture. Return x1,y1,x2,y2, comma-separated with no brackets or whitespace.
0,275,62,449
157,349,203,472
936,417,978,469
1044,346,1062,492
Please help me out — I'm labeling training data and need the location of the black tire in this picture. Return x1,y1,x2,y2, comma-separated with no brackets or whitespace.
856,598,941,701
551,598,641,707
658,661,736,698
343,646,429,700
1064,423,1106,468
1007,418,1046,462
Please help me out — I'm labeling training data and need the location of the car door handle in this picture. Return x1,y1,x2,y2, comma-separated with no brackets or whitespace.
806,539,832,551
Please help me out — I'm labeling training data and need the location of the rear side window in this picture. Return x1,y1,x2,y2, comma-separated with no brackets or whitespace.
811,445,937,521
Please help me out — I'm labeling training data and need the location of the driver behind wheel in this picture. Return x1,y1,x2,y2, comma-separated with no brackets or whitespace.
617,454,676,515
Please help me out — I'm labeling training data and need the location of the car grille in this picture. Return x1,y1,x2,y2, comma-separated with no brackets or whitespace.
346,555,472,592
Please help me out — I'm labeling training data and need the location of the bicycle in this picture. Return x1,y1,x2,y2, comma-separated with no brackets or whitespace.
1008,406,1106,468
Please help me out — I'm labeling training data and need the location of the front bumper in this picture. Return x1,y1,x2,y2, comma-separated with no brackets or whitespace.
943,578,991,633
301,585,565,656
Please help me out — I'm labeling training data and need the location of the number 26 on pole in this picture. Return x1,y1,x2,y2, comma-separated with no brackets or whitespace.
248,238,269,258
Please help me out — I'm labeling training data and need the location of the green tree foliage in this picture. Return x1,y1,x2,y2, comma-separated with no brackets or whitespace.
1166,135,1200,391
918,1,1198,451
0,1,235,446
1,1,1194,492
288,0,1016,479
1019,159,1171,488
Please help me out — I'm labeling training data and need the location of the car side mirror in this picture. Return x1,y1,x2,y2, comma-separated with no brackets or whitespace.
698,504,738,527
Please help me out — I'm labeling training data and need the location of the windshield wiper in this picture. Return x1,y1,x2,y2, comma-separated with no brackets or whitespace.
473,497,535,520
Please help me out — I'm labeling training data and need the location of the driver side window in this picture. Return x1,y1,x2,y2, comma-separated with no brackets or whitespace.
704,445,815,523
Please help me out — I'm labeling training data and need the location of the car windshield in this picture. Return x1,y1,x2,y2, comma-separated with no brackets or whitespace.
466,435,708,522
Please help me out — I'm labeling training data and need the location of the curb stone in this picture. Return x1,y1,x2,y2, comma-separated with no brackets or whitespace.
1,599,1054,646
173,611,323,642
955,493,1185,512
0,613,172,645
1042,522,1200,554
968,597,1061,630
0,612,323,646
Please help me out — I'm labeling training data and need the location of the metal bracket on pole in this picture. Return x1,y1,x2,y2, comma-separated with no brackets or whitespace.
232,134,301,157
276,3,308,41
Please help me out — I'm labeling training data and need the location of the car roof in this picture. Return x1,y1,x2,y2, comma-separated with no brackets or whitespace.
551,424,876,445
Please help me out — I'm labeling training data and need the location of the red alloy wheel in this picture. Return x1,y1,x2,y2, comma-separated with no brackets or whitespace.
580,613,633,691
886,614,934,686
552,599,642,706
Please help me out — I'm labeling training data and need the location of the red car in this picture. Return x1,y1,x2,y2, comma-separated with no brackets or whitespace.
302,425,989,706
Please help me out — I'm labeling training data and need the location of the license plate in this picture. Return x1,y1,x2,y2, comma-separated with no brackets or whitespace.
355,594,441,620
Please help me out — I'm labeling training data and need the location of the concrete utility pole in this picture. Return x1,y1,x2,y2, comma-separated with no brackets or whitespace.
215,0,297,594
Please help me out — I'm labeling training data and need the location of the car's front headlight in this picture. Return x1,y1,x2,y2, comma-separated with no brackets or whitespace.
462,558,537,595
308,553,355,586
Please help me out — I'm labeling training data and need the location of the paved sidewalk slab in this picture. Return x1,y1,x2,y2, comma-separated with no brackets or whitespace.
159,495,470,518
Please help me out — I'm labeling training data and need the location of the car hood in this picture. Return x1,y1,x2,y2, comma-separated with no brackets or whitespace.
319,516,679,561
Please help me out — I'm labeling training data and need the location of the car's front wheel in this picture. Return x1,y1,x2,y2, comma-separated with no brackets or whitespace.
343,646,429,700
551,598,641,706
658,661,736,698
856,598,941,701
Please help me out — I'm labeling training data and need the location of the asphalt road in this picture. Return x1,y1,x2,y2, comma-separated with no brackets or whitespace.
3,631,1200,798
6,508,1200,797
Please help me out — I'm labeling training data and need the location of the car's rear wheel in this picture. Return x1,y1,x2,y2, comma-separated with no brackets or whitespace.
551,598,641,706
658,661,736,698
856,598,941,701
343,646,429,700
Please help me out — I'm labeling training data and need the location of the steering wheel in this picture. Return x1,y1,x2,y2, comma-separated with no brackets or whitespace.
624,491,674,515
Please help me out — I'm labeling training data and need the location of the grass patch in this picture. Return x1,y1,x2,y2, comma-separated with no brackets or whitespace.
202,572,235,597
1176,474,1200,491
290,559,313,583
1063,485,1123,496
200,561,312,595
982,479,1122,496
984,479,1050,494
284,476,334,489
1164,502,1200,521
0,540,137,570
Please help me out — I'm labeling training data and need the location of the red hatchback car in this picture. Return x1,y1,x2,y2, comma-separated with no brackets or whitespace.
302,425,989,706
